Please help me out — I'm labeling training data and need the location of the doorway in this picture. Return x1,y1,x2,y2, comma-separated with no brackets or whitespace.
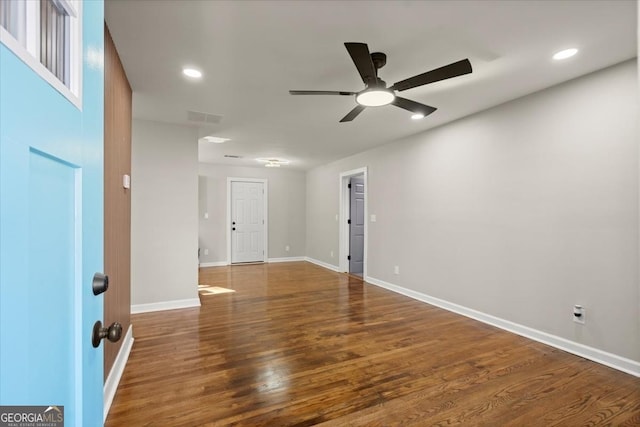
339,167,368,278
349,176,365,276
227,178,268,264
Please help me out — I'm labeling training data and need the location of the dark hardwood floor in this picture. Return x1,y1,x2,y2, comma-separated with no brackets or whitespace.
105,262,640,426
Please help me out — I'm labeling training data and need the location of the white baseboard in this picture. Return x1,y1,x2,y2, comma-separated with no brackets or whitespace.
268,256,306,263
103,324,134,422
199,261,228,267
131,298,201,314
365,276,640,378
201,258,306,266
304,257,341,273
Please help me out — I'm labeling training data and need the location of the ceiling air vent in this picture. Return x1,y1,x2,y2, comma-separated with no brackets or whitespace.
187,110,223,124
224,155,242,159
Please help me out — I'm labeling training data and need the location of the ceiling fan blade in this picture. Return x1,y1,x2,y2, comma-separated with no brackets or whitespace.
340,105,366,122
391,59,472,92
289,90,355,96
392,97,437,116
345,42,377,84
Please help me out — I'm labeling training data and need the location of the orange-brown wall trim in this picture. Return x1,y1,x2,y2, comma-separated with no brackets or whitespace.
104,23,132,381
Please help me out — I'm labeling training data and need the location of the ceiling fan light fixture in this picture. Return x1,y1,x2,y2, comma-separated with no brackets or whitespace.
411,113,425,120
356,89,395,107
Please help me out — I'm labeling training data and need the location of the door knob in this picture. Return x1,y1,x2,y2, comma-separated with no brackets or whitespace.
92,273,109,295
92,321,122,348
232,227,236,230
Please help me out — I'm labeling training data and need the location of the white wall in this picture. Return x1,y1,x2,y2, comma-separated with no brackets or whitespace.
199,164,306,264
131,119,199,306
306,60,640,364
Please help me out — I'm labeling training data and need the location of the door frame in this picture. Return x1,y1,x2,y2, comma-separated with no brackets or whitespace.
339,167,368,278
226,177,268,264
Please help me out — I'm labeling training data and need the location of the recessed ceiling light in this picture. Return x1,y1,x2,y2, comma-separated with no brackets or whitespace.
553,48,578,61
200,136,230,144
183,67,202,78
411,113,425,120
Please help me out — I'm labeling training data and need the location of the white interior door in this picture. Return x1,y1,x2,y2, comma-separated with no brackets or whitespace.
231,181,265,263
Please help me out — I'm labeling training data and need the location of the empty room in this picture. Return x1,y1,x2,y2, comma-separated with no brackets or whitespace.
1,0,639,426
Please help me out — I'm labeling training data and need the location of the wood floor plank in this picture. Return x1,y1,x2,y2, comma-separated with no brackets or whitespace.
105,262,640,426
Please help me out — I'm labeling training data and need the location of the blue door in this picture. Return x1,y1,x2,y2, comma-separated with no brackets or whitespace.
0,1,104,426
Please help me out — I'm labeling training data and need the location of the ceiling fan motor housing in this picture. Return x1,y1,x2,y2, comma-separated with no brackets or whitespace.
367,78,388,90
371,52,387,70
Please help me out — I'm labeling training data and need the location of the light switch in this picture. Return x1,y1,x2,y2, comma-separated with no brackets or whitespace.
204,212,209,219
370,214,376,222
123,174,131,189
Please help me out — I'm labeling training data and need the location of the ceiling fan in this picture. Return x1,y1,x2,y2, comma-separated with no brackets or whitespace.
290,42,472,122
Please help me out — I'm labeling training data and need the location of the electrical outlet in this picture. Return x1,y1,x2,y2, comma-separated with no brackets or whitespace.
204,249,209,255
330,251,334,258
573,305,585,324
394,265,399,275
285,245,290,252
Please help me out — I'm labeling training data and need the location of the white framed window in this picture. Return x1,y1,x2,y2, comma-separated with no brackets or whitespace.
0,0,26,43
0,0,82,109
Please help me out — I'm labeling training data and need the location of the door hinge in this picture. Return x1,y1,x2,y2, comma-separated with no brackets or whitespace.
347,255,351,260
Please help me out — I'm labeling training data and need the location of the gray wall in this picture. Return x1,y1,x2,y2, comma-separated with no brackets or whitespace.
198,164,306,263
306,60,640,362
131,119,199,305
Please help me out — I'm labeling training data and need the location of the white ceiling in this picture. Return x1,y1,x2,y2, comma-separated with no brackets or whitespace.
105,0,637,171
